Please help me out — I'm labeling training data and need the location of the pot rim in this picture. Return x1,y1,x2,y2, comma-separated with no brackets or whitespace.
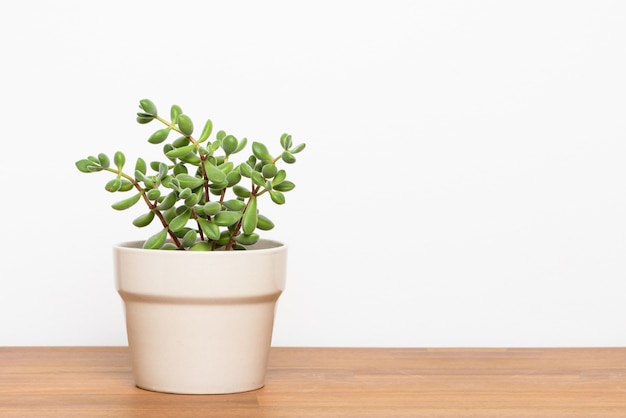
114,238,286,256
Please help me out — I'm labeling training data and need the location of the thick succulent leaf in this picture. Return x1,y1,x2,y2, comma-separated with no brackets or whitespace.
181,229,197,248
252,142,272,161
132,211,155,227
280,133,292,150
146,189,161,200
135,157,147,175
214,211,243,226
148,128,170,144
222,135,238,154
226,170,242,187
222,199,245,211
75,159,100,173
203,160,227,184
234,137,248,153
233,185,251,198
190,241,212,251
281,151,296,164
272,169,287,185
251,171,265,187
177,114,194,136
257,214,275,230
235,233,260,246
97,153,110,168
291,143,306,153
139,99,157,115
198,218,221,240
105,178,121,192
176,174,205,189
111,193,141,210
170,104,182,124
269,190,286,205
239,162,252,178
203,201,222,216
136,114,154,124
262,163,277,178
198,119,213,142
242,196,257,234
114,151,126,169
119,179,134,191
169,207,191,232
273,180,295,192
143,228,168,249
166,144,196,158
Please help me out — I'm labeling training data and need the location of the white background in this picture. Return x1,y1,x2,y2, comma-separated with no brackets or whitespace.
1,0,625,347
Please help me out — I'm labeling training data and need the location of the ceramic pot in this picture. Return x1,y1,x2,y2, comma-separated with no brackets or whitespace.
113,239,287,394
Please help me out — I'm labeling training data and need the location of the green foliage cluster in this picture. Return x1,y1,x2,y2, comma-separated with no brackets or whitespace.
76,99,305,251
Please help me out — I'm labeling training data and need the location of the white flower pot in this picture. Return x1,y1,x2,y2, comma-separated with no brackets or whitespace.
113,239,287,394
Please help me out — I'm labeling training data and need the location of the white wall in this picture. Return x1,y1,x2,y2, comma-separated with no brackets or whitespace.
1,0,625,347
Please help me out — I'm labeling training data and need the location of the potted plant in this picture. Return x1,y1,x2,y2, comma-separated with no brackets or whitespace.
75,99,305,394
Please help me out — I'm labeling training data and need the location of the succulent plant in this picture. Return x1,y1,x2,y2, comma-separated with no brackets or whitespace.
76,99,305,251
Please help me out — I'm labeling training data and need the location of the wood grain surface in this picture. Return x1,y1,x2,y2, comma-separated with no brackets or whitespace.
0,346,625,417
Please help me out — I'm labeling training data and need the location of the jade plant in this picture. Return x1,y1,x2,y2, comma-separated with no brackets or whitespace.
76,99,305,251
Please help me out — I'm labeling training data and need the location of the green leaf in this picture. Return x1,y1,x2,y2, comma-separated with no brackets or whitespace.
272,169,287,186
233,185,251,198
222,135,238,154
222,199,245,211
178,153,202,165
203,201,222,216
252,142,272,161
146,189,161,200
257,214,275,230
114,151,126,169
75,159,100,173
226,170,242,187
235,233,259,246
198,218,221,240
132,211,155,227
181,229,197,248
139,99,158,115
203,160,227,184
214,211,243,226
269,190,286,205
177,114,194,136
143,228,168,249
239,162,252,178
235,137,248,153
282,151,296,164
119,179,134,191
105,178,121,192
148,128,170,144
176,174,205,189
280,133,292,150
291,143,306,153
242,196,257,234
135,157,147,175
251,171,265,187
184,193,200,207
273,180,295,192
198,119,213,142
170,104,182,124
169,207,191,232
97,153,110,168
190,241,212,251
136,114,154,124
111,193,141,210
166,144,196,158
262,163,278,178
156,192,177,210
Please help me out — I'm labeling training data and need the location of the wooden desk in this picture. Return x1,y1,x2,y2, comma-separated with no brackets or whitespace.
0,347,625,417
